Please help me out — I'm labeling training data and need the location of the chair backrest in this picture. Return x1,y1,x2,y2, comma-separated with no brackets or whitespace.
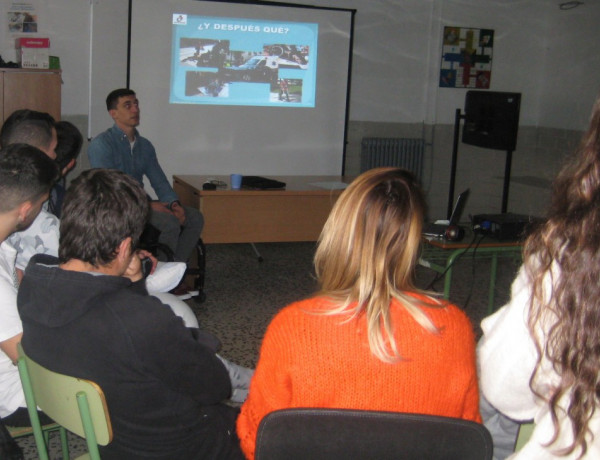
255,408,493,460
17,343,113,459
514,421,535,452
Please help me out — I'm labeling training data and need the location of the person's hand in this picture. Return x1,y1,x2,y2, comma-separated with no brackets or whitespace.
136,249,158,275
123,251,146,282
16,267,24,284
170,201,187,225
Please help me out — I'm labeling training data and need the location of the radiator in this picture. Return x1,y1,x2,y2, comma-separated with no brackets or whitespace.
360,138,424,182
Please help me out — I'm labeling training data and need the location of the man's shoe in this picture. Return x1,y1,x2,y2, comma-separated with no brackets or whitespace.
180,280,199,297
169,282,192,300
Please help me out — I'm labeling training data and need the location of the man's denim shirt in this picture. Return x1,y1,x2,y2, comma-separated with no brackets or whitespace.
87,124,178,203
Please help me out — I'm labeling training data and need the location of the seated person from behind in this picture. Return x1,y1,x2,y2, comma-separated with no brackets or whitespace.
0,109,57,160
47,120,83,218
0,144,58,428
236,167,481,459
0,109,60,275
1,113,252,402
18,169,244,459
479,93,600,458
0,109,179,292
87,89,203,292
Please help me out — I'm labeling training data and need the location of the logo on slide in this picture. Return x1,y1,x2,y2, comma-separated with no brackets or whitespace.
173,14,187,25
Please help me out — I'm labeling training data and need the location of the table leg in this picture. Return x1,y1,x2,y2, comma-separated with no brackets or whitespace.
488,253,499,315
444,249,465,299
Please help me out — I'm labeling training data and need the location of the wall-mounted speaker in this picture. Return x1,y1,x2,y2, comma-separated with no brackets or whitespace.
462,91,521,151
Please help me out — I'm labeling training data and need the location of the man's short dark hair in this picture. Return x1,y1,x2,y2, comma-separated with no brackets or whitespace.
55,121,83,171
106,88,136,111
59,169,149,266
0,109,55,151
0,143,59,213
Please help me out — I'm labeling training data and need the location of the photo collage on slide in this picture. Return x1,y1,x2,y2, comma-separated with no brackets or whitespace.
171,15,318,107
181,41,308,103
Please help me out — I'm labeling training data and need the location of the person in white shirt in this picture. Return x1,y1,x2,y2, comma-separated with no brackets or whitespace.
479,93,600,459
0,144,58,426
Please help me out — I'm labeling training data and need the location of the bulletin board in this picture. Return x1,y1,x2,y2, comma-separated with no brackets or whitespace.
0,1,46,63
439,26,493,89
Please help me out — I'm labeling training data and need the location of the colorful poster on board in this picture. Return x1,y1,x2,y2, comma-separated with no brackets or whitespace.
6,1,40,34
1,1,45,62
440,26,493,89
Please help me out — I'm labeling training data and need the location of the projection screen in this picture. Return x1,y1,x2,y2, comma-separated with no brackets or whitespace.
128,0,354,177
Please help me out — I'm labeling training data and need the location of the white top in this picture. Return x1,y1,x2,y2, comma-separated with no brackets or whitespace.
6,208,184,294
8,209,60,270
479,265,600,459
0,240,25,418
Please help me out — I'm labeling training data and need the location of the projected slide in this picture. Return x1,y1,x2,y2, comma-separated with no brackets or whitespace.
170,14,318,107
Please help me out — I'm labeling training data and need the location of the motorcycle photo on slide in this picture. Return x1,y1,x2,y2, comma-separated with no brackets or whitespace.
222,55,280,83
222,46,308,84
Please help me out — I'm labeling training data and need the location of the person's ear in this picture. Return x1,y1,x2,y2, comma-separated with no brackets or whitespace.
116,237,133,260
62,158,76,176
17,201,33,224
108,108,118,121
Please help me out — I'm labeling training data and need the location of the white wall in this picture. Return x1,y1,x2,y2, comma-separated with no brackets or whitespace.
23,0,597,129
537,3,600,128
41,1,91,117
6,0,600,181
429,0,548,127
275,0,599,130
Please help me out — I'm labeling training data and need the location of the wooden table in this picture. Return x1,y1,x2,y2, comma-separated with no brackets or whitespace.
419,229,523,314
173,175,352,244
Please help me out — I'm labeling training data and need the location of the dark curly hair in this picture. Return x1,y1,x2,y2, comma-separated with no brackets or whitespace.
524,94,600,457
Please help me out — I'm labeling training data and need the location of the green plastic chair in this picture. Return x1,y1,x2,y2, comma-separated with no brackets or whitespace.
16,343,113,460
514,421,535,452
7,422,68,460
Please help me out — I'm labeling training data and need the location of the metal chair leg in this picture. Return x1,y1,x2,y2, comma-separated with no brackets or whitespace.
186,238,206,302
250,243,264,262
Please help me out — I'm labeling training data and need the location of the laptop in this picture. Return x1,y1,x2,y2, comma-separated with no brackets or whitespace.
241,175,286,190
422,189,470,238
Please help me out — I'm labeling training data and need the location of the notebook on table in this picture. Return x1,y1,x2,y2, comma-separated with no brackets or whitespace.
422,189,470,238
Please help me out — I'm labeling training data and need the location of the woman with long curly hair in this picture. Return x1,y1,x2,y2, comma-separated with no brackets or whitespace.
479,94,600,459
236,167,481,459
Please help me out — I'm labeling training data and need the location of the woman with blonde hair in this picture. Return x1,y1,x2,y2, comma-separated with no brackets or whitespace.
237,167,481,459
479,94,600,458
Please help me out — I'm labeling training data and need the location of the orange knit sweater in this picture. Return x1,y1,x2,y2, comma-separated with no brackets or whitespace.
236,295,481,459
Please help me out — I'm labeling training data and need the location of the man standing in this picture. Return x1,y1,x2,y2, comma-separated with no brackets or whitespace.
278,78,290,102
0,144,58,428
87,89,203,271
18,169,243,459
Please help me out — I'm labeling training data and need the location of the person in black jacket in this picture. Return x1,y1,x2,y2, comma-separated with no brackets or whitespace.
18,169,243,459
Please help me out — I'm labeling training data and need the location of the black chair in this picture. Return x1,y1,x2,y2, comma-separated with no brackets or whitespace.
138,223,175,260
255,408,493,460
184,238,206,302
